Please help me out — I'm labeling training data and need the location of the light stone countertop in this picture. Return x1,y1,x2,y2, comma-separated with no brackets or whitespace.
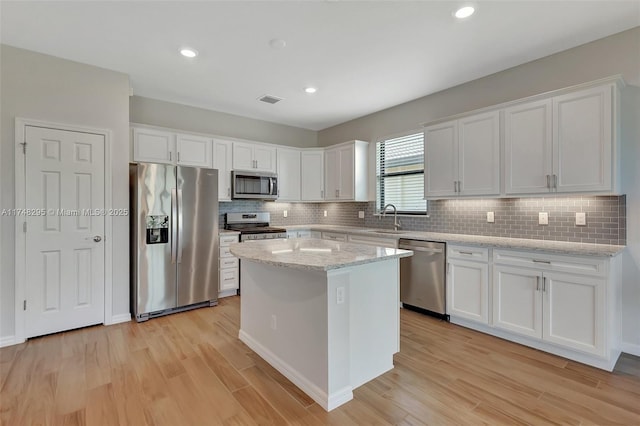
229,238,413,272
283,225,625,257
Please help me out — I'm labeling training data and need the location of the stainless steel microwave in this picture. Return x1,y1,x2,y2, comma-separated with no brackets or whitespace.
232,170,278,200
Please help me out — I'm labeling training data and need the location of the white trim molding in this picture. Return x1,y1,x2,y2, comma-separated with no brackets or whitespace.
107,313,132,325
621,342,640,357
14,118,114,344
0,336,25,348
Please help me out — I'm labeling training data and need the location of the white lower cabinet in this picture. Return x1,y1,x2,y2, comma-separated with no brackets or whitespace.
447,245,489,324
219,233,239,297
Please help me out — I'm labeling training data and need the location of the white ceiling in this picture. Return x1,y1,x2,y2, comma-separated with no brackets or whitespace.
1,1,639,131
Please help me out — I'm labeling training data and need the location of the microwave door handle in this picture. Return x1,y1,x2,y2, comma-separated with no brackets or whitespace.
269,177,274,195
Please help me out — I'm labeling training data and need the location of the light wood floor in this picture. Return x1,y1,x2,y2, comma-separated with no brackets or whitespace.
1,296,639,425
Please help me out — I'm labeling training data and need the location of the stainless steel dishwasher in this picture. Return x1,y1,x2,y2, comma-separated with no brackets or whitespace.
398,239,448,320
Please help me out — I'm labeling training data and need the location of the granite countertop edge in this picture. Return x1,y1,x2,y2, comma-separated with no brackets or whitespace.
283,225,625,257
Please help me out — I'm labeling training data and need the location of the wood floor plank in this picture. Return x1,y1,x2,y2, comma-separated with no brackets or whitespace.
1,296,639,425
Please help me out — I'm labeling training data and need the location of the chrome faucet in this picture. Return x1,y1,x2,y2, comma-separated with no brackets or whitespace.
381,204,401,231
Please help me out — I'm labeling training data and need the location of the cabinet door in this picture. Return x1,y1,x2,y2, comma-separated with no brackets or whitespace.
447,259,489,324
324,148,340,200
132,127,174,164
492,265,543,338
254,145,277,173
337,144,355,200
301,150,325,201
424,121,458,197
277,148,301,201
458,111,500,196
504,100,553,194
232,141,255,170
176,133,212,168
213,139,233,201
543,271,605,356
553,85,612,193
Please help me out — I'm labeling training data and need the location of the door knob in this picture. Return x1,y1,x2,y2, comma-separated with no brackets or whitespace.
93,235,102,242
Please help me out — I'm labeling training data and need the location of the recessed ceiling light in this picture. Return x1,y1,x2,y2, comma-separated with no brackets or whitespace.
269,39,287,50
304,87,317,94
454,6,475,19
180,48,198,58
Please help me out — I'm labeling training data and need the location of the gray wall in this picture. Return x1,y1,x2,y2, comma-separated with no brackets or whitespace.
0,45,131,340
130,96,318,148
318,27,640,146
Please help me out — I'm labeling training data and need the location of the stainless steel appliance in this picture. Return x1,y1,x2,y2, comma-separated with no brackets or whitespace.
225,212,287,241
130,163,219,322
232,170,278,200
398,239,448,320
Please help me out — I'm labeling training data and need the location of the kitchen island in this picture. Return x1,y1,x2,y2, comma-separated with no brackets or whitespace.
230,238,412,411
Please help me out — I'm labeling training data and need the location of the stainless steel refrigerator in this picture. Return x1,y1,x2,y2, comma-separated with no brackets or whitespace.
130,163,219,321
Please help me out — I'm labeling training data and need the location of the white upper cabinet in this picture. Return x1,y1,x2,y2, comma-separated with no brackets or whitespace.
176,133,213,168
132,127,175,164
233,141,277,173
504,83,615,195
324,140,368,201
132,127,212,168
301,150,325,201
213,139,233,201
553,85,612,193
424,111,499,198
504,99,553,194
277,147,302,201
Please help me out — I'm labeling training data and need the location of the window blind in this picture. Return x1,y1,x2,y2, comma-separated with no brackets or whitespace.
376,132,427,214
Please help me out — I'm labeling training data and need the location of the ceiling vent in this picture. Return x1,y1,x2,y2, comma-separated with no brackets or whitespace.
258,94,283,104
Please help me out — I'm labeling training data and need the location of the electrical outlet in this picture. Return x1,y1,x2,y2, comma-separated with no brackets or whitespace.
324,210,328,217
270,315,277,330
336,287,345,304
487,211,495,223
539,212,549,225
576,212,586,226
358,211,365,219
283,210,288,218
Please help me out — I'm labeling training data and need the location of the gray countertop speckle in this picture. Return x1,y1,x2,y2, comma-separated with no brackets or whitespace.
284,225,625,257
230,238,413,271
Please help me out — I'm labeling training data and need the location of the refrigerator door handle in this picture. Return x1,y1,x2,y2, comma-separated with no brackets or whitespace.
171,188,178,264
177,189,184,263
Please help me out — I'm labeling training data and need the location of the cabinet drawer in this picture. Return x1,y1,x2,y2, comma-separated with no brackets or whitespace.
322,232,348,242
348,234,398,248
448,245,489,262
220,257,239,269
493,249,607,277
220,246,235,258
220,234,239,246
220,268,239,290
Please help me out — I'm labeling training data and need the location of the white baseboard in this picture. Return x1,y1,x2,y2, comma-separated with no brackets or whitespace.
0,335,25,348
239,329,353,411
218,289,238,299
621,342,640,357
107,313,131,325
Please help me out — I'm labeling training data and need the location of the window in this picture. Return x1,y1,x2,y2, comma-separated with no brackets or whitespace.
376,132,427,214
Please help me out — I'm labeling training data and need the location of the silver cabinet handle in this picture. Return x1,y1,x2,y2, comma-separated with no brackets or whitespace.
536,276,540,291
177,151,180,162
454,181,457,192
321,190,324,198
169,151,172,161
227,187,231,196
532,259,551,264
459,251,474,255
543,277,547,292
93,235,102,242
546,174,550,189
553,174,558,190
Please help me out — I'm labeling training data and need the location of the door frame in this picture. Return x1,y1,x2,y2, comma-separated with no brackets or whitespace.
14,118,114,343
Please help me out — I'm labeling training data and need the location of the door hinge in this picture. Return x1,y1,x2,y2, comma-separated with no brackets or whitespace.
20,142,27,154
23,222,27,233
23,300,26,311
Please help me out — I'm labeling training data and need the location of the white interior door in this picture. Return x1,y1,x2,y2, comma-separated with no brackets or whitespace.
24,126,105,338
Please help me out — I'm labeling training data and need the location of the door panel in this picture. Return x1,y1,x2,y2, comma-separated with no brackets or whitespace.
176,133,212,168
447,260,488,323
458,111,500,195
176,167,219,306
25,126,105,337
492,266,542,338
338,145,355,199
213,139,233,201
324,148,340,200
424,121,457,197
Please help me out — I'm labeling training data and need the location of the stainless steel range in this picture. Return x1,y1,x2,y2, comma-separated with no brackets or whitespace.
225,212,287,241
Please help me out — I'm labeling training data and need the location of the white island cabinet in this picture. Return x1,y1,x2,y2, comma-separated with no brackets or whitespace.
230,238,412,411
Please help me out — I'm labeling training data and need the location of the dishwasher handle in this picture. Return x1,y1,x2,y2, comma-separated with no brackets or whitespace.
399,245,443,254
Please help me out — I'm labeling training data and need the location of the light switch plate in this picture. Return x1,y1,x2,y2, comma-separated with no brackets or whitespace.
576,212,586,226
358,211,365,219
539,212,549,225
283,210,288,218
487,211,495,223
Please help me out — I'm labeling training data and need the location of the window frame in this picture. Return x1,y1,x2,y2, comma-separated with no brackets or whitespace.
375,129,427,216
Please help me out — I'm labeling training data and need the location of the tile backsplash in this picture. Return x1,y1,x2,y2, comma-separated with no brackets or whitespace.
219,195,626,245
